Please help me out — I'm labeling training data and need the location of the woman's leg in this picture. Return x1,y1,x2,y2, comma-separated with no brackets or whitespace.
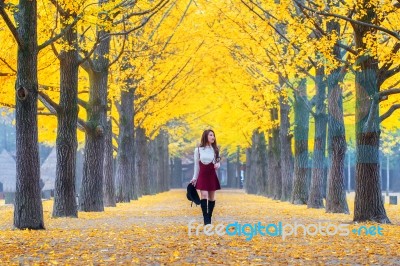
207,191,216,224
199,190,208,225
208,191,215,201
200,190,208,200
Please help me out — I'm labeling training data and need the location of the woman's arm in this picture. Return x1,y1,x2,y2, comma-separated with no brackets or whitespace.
191,147,200,182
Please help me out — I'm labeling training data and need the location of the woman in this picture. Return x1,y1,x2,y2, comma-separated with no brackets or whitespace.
190,129,221,225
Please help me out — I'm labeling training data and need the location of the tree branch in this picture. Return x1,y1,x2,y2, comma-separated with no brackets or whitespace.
380,104,400,122
379,88,400,101
0,101,15,108
38,91,60,113
379,42,400,75
0,57,16,73
111,116,119,128
136,55,193,114
295,0,400,40
38,14,81,51
78,35,101,66
113,0,170,25
296,1,357,56
49,0,68,17
38,91,89,132
107,34,127,68
78,98,89,110
381,64,400,82
51,41,61,60
0,1,22,47
0,72,14,76
37,112,56,116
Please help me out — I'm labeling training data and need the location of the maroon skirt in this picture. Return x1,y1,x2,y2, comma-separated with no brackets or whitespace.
195,161,221,191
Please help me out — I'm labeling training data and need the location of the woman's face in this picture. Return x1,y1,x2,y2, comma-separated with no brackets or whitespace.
207,131,215,144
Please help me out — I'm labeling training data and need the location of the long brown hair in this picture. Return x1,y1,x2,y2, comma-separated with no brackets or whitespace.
199,129,220,162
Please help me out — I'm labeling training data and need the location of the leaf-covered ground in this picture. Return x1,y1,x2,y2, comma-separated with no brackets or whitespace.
0,189,399,265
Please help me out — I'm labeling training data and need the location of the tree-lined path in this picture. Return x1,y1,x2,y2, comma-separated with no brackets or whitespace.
1,0,400,264
1,189,399,264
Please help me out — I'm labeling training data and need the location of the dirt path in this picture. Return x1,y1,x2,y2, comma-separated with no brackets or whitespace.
0,189,399,265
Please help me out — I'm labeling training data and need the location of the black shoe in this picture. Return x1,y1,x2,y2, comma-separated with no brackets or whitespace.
200,199,208,225
207,200,215,224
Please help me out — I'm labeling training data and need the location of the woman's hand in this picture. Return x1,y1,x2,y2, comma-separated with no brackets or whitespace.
214,162,220,169
190,178,197,186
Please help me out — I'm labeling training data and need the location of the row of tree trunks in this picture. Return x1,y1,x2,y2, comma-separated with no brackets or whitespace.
136,128,170,195
244,147,255,194
226,146,242,188
244,130,268,195
170,157,182,188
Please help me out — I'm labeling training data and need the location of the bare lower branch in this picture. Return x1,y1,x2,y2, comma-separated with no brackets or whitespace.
379,88,400,100
0,72,14,76
111,116,119,128
380,104,400,122
38,91,89,132
0,101,15,108
78,98,89,110
38,91,60,113
0,1,22,47
0,57,16,73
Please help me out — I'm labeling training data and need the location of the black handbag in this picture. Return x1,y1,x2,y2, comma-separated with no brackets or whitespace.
186,182,201,207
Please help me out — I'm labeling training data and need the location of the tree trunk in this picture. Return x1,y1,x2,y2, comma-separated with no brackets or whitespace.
103,118,115,206
308,66,327,209
279,93,293,201
135,127,149,196
244,147,255,193
325,70,349,213
325,16,349,214
268,108,282,199
236,147,241,188
156,131,167,192
80,69,107,211
145,139,158,195
227,157,235,188
79,6,111,211
352,6,389,223
115,89,134,202
254,131,268,195
171,157,182,188
160,131,169,191
291,79,310,204
13,0,44,230
52,14,79,218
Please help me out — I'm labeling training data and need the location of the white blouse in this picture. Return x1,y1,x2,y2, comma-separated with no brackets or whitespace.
192,146,218,179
